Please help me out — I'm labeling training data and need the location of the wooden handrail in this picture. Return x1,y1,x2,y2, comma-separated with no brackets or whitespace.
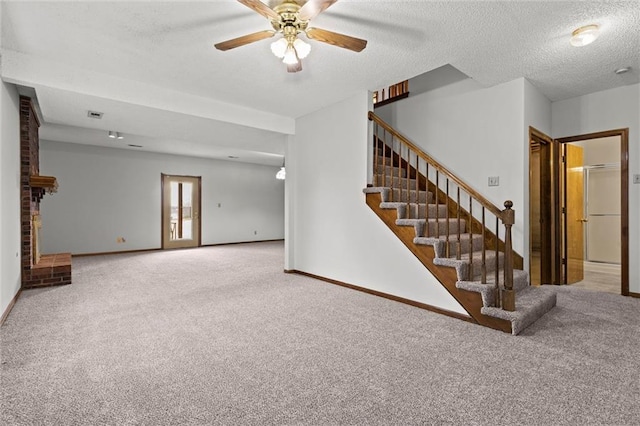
369,111,503,218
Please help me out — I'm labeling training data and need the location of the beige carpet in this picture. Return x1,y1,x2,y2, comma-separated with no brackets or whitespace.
1,241,639,425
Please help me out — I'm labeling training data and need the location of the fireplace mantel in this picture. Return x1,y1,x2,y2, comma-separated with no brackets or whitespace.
29,175,58,202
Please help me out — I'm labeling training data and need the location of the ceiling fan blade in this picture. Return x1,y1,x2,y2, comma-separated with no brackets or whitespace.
237,0,279,20
298,0,338,21
287,61,303,73
214,30,275,51
306,27,367,52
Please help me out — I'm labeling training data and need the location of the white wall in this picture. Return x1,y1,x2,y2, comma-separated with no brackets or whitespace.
288,91,466,314
523,79,552,271
383,78,528,255
0,80,22,317
39,142,284,254
552,83,640,293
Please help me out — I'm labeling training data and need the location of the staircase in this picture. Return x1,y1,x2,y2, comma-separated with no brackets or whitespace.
364,112,556,335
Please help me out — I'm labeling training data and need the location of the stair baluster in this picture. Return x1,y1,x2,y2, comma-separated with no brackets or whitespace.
468,196,473,281
456,187,461,259
425,163,430,237
445,178,450,258
481,207,487,284
494,217,500,307
435,171,440,238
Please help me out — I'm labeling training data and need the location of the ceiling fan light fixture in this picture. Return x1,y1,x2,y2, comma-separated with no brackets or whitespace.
108,130,117,139
270,38,288,58
282,44,299,65
293,38,311,59
570,24,599,47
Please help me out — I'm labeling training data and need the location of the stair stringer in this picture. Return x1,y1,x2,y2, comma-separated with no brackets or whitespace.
365,191,512,334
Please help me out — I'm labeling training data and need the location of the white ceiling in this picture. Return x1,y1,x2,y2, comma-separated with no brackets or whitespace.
1,1,638,165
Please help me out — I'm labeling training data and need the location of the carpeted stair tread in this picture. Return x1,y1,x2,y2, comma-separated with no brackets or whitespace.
389,188,432,203
380,202,448,220
414,232,484,257
456,269,530,307
480,286,557,335
363,187,432,204
375,175,420,190
375,165,406,177
396,218,466,238
434,250,504,281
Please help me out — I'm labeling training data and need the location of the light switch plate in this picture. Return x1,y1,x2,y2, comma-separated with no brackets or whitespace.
633,174,640,184
488,176,500,187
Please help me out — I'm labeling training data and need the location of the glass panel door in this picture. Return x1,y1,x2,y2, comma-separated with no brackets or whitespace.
162,174,201,249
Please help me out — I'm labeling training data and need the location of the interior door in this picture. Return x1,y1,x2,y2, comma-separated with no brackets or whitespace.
162,174,201,249
529,128,559,285
563,144,584,284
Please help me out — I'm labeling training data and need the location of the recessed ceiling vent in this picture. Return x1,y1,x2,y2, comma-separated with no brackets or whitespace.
87,110,103,119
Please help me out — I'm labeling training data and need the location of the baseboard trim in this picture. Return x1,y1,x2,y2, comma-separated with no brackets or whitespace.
1,289,22,327
73,248,162,257
72,240,285,257
201,239,284,248
629,292,640,299
284,269,474,323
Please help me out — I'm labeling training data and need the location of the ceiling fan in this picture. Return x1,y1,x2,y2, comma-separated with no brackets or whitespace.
214,0,367,73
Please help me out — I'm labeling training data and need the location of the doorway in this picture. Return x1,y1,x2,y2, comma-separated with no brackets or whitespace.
529,128,560,285
528,128,629,295
162,174,201,249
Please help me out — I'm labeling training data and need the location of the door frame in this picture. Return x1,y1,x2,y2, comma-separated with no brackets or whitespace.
529,127,561,284
161,173,202,249
555,129,629,296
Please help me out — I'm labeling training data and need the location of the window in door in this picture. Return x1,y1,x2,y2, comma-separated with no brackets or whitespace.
162,174,201,249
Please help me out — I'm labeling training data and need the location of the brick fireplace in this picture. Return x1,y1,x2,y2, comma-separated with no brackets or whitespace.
20,96,72,288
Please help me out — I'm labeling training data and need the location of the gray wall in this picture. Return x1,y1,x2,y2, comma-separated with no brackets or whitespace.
39,141,284,255
0,80,22,317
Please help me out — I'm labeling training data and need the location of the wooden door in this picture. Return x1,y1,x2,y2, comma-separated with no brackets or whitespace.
563,144,584,284
162,174,201,249
529,128,558,285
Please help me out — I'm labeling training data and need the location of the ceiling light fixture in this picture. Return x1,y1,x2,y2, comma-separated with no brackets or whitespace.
570,24,600,47
108,131,124,139
276,167,286,180
615,67,631,75
271,35,310,66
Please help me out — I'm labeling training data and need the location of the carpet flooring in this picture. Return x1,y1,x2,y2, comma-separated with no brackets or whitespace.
1,241,639,425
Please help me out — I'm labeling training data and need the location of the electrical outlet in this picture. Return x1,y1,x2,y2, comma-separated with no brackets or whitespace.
218,203,221,207
633,174,640,184
117,237,126,243
488,176,500,187
254,231,257,235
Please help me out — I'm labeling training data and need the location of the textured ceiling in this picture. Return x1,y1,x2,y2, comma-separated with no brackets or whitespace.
1,1,638,164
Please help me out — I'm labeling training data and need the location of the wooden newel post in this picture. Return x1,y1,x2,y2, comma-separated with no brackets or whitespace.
501,200,516,311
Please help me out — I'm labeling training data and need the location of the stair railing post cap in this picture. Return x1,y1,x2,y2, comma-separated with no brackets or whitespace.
504,200,513,209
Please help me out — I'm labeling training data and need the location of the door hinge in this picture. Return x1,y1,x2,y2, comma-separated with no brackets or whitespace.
561,155,566,163
562,207,566,214
562,258,567,265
